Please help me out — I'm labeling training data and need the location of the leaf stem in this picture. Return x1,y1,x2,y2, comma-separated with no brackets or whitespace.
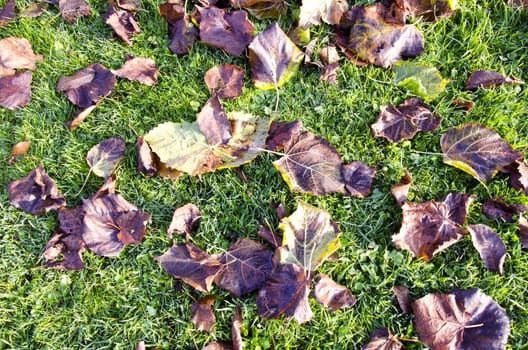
75,168,92,197
397,337,421,343
274,87,280,113
464,323,484,329
410,150,444,156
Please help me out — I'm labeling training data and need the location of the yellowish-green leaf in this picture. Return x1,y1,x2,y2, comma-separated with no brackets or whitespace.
394,61,449,101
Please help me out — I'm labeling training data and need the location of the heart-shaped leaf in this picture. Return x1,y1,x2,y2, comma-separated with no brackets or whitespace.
393,61,449,101
86,137,126,178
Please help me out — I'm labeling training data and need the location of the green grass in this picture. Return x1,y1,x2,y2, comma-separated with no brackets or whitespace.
1,0,528,349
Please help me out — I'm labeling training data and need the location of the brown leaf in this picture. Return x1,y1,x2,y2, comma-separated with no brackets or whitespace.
0,0,16,26
299,0,349,29
58,0,91,23
204,64,244,99
103,4,140,46
197,94,232,146
314,273,356,312
319,45,340,65
341,161,377,197
385,0,455,23
136,136,158,177
9,140,30,163
230,0,286,19
505,159,528,195
519,214,528,249
319,62,339,84
20,3,48,18
257,225,281,249
198,6,255,57
392,285,411,314
0,71,33,110
391,170,412,207
232,305,243,350
265,120,303,152
160,3,199,57
167,203,201,239
392,192,475,261
86,137,126,179
191,296,216,333
155,243,223,292
468,224,507,274
8,165,66,215
412,288,510,349
112,57,159,86
482,197,528,223
465,70,524,91
361,328,402,350
0,37,43,77
66,105,97,130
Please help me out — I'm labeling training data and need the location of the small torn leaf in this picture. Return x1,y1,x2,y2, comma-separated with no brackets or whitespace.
465,70,524,91
519,214,528,249
361,328,403,350
167,203,201,239
0,0,16,26
412,288,510,350
440,123,522,182
391,170,412,207
299,0,349,29
204,64,244,99
314,274,356,312
265,120,303,152
341,161,376,197
505,159,528,195
214,238,273,297
155,243,223,292
230,0,287,19
249,23,304,90
0,37,43,77
8,165,66,215
258,225,281,249
386,0,455,23
112,57,159,86
371,98,440,143
392,285,411,314
59,0,91,23
468,224,507,274
66,105,97,130
279,200,341,271
170,16,198,56
394,61,449,101
9,140,30,164
86,138,126,179
20,2,48,18
104,4,140,46
136,137,158,177
482,197,528,223
197,94,232,146
320,63,339,84
0,71,33,110
191,296,216,333
232,305,243,350
392,192,475,261
319,45,340,65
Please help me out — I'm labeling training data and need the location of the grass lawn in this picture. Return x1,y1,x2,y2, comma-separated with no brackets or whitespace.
1,0,528,348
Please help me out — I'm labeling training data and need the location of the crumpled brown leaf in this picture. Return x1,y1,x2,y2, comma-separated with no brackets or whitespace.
0,0,16,26
313,273,356,312
103,3,140,46
58,0,91,23
468,224,507,274
465,70,524,91
112,57,159,86
0,71,33,110
191,296,216,332
0,37,43,77
361,328,402,350
167,203,201,239
204,64,244,99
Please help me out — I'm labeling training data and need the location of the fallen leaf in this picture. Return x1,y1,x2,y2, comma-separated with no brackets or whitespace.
232,305,243,350
361,328,403,350
341,161,376,197
86,138,126,179
505,159,528,195
0,37,43,77
197,94,232,146
299,0,348,29
0,0,16,26
392,192,475,261
136,136,158,177
320,62,339,84
249,23,304,90
412,288,510,349
371,98,440,143
468,224,507,274
265,120,304,152
8,165,66,215
214,238,273,297
112,57,159,86
318,45,340,65
313,273,356,312
155,243,223,292
167,203,201,239
482,197,528,223
57,63,116,108
198,6,255,57
117,0,141,11
508,0,528,8
191,296,216,332
257,225,281,249
202,342,233,350
385,0,455,23
58,0,91,23
10,140,30,160
66,105,97,130
440,123,522,182
391,170,412,207
20,2,48,18
204,64,244,99
465,70,524,91
170,16,198,56
519,214,528,248
392,285,411,314
393,61,449,101
230,0,286,19
0,71,33,110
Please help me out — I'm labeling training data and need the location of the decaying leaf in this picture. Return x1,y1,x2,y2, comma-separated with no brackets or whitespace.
232,305,243,350
319,45,340,65
482,197,528,223
191,296,216,332
0,37,43,77
159,0,198,56
9,140,30,164
279,200,341,271
468,224,507,274
257,225,281,249
320,62,339,84
20,2,48,18
371,98,440,143
86,138,126,178
505,159,528,195
214,238,273,297
197,94,232,146
299,0,349,29
392,285,411,314
198,6,255,57
361,328,403,350
392,192,475,261
249,23,304,90
104,4,140,46
58,0,91,23
391,170,412,207
230,0,287,19
8,165,66,215
265,120,303,152
256,263,314,324
117,0,141,11
155,243,223,292
393,61,449,101
0,71,33,110
465,70,524,91
412,288,510,350
204,64,244,99
136,137,158,177
0,0,16,26
57,63,117,108
167,203,201,238
313,274,356,312
341,161,376,198
66,105,97,130
440,123,522,182
385,0,455,23
112,57,159,86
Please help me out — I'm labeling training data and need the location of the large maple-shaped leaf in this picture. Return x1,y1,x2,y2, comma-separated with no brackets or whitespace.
58,0,91,23
248,23,304,90
393,61,449,101
361,328,402,350
465,70,524,91
104,4,140,46
440,123,522,182
279,200,341,271
204,64,244,99
468,224,507,274
214,238,273,297
230,0,286,19
371,98,440,143
385,0,455,23
191,296,216,332
144,121,222,176
8,165,66,215
0,71,33,110
0,37,43,77
314,273,356,312
273,131,347,196
256,263,314,324
155,243,223,292
86,138,126,178
412,288,510,349
299,0,349,29
198,6,255,57
392,192,475,261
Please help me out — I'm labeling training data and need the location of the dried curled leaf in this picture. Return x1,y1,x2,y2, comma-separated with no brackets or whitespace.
86,138,126,178
385,0,455,23
391,170,413,207
230,0,286,19
393,61,449,101
361,328,402,350
468,224,507,274
191,296,216,333
392,285,411,314
0,71,33,110
103,4,140,46
0,37,43,77
314,274,356,312
167,203,201,238
136,136,158,177
59,0,91,23
204,64,244,99
299,0,349,29
465,70,524,91
482,197,528,223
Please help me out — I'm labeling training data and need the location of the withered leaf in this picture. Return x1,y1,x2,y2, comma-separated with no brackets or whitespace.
273,131,347,196
167,203,201,238
0,0,16,26
0,37,43,77
314,274,356,312
0,71,33,110
385,0,455,23
8,165,66,215
391,170,412,207
372,98,440,143
117,0,141,12
112,57,159,86
136,136,158,177
265,120,303,152
232,305,243,350
319,45,340,65
361,328,402,350
204,64,244,99
257,225,281,249
320,62,339,84
104,4,140,46
519,214,528,249
231,0,286,19
279,200,341,271
214,238,273,297
392,285,411,314
155,243,223,292
299,0,348,29
393,61,449,101
198,6,255,57
256,263,314,324
249,23,304,90
465,70,524,91
57,63,116,108
504,159,528,195
482,197,528,223
197,94,232,146
169,16,198,56
412,288,510,350
66,105,97,130
86,137,126,179
468,224,507,274
20,2,48,18
9,140,30,164
392,192,475,261
341,161,376,197
191,296,216,333
58,0,91,23
440,123,522,182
